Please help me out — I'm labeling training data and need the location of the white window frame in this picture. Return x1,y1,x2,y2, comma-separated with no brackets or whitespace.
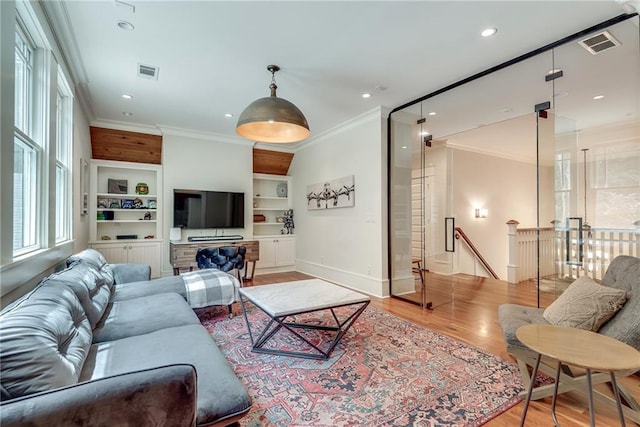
55,69,73,243
13,18,43,256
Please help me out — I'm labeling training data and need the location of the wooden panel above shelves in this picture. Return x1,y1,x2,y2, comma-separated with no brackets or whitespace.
253,148,293,175
90,127,162,165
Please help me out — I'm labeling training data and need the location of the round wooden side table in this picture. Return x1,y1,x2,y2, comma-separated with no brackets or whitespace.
516,324,640,427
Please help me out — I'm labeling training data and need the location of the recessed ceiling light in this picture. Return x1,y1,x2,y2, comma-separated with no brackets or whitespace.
117,20,135,31
501,107,512,113
224,113,233,118
420,131,430,136
362,93,372,99
121,94,133,99
401,146,408,149
481,27,497,37
593,95,604,100
428,112,436,116
553,91,569,98
122,112,133,116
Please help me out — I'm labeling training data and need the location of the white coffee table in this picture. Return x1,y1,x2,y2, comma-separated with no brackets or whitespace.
238,279,370,359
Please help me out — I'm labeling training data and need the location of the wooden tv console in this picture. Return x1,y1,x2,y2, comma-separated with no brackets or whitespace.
170,240,259,280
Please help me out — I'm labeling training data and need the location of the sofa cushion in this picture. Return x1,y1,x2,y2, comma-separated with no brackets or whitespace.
543,276,627,331
66,248,115,286
111,275,186,302
92,293,200,343
498,303,547,352
43,263,111,329
80,325,252,426
598,255,640,348
0,285,92,400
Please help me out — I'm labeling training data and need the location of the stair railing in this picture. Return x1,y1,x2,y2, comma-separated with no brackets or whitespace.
454,227,500,280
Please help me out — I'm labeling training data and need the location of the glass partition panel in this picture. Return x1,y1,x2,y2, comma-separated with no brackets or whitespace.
389,15,638,309
549,16,640,300
390,49,555,308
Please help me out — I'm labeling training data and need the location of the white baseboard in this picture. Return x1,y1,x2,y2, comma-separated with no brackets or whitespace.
296,259,388,298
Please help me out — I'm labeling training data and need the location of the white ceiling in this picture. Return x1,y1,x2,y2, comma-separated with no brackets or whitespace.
46,1,639,155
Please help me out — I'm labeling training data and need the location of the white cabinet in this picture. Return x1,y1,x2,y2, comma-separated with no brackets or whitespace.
90,241,162,278
256,237,296,270
89,159,163,278
253,174,292,237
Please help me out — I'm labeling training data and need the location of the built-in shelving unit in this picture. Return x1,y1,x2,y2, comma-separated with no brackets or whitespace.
253,173,296,273
89,159,163,277
252,173,293,237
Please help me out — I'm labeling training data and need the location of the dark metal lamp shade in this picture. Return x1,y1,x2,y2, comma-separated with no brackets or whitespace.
236,65,310,143
236,96,310,143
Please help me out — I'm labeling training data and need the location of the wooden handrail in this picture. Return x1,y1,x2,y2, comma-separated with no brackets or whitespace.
454,227,500,280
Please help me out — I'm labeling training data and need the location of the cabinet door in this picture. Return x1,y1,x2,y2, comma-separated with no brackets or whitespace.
90,243,128,264
127,242,162,278
276,238,296,266
257,239,277,268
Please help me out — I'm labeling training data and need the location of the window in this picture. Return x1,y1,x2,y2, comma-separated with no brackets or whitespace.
554,151,571,225
593,141,640,229
13,21,41,255
13,135,38,252
14,23,32,136
55,71,73,243
10,3,74,258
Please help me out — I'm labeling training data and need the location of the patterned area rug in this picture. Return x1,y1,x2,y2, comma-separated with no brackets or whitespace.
197,304,526,426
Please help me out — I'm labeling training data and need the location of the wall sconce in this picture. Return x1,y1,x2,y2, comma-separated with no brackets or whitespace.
475,208,488,218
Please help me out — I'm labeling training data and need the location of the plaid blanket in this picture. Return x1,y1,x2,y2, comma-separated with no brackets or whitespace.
181,269,239,308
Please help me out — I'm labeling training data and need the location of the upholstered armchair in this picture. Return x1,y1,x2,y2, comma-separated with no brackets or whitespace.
196,246,246,285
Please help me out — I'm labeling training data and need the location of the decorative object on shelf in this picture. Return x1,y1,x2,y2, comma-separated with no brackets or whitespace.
103,211,114,220
283,209,294,234
276,216,285,223
133,198,144,209
109,199,121,208
236,64,310,144
97,198,109,209
253,200,258,208
97,212,105,220
116,234,138,240
100,235,111,240
148,199,157,209
276,182,288,197
143,211,152,220
135,182,149,195
253,214,266,223
144,234,155,239
108,178,128,194
306,175,355,210
121,199,134,209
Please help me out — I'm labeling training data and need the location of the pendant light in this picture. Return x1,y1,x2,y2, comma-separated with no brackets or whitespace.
236,65,310,143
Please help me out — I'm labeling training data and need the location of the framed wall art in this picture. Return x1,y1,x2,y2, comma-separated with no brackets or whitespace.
306,175,355,210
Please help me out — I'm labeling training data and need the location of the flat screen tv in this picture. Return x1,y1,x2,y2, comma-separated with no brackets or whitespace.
173,189,245,229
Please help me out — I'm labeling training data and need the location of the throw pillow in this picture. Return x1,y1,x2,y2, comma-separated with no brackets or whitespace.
543,276,627,331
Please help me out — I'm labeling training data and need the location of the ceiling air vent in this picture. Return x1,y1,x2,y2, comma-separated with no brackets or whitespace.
137,63,159,80
578,31,620,55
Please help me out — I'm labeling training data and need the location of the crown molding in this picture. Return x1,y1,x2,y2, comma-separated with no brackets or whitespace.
39,1,95,122
296,106,384,152
157,125,253,146
90,119,162,136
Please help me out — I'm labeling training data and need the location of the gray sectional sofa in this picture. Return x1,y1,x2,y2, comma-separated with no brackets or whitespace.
498,255,640,423
0,248,251,427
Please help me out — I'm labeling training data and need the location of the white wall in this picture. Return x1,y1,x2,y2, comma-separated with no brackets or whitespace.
450,148,553,279
73,99,92,253
290,107,388,297
161,130,253,275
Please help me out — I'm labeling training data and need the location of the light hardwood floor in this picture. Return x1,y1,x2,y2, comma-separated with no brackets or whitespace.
248,271,640,427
